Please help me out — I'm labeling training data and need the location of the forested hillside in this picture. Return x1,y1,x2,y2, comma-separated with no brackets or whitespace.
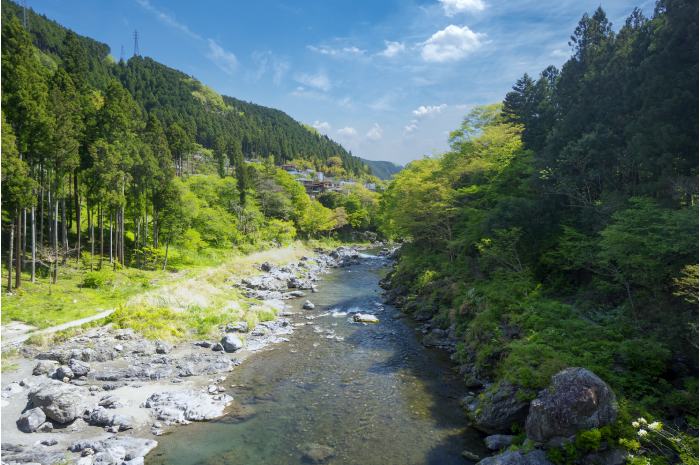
358,158,402,180
1,0,382,293
0,0,367,175
381,0,698,462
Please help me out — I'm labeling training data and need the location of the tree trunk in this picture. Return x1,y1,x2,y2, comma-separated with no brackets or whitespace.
109,212,113,264
39,186,44,246
74,171,81,262
22,208,27,258
53,200,58,284
31,206,36,283
7,222,14,291
47,187,52,253
89,207,94,271
61,198,68,264
15,210,22,288
162,237,170,271
121,205,125,266
99,206,104,268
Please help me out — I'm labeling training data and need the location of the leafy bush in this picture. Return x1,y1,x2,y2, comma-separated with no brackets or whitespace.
82,269,114,289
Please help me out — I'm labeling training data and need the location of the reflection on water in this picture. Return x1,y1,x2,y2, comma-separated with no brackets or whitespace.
147,257,483,465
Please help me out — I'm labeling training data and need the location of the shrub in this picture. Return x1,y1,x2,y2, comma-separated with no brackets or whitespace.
82,269,114,289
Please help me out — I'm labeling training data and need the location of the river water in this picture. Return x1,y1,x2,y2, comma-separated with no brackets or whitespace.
147,254,483,465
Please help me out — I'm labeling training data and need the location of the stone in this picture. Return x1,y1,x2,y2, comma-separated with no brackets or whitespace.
142,390,233,423
40,438,58,446
485,435,516,451
303,300,315,310
194,341,212,348
70,436,157,464
155,341,172,354
28,380,89,424
16,407,46,433
353,313,379,324
69,359,91,377
462,450,482,461
260,262,273,272
98,395,123,409
221,334,244,353
211,343,224,352
468,382,529,434
55,365,75,380
114,344,124,352
477,450,554,465
84,406,134,431
225,321,249,333
37,421,54,432
300,443,335,464
32,360,59,376
580,448,627,465
526,368,618,443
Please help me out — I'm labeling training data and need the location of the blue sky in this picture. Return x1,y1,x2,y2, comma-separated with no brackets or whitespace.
28,0,652,164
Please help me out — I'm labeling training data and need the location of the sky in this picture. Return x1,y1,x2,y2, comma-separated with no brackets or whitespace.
27,0,653,165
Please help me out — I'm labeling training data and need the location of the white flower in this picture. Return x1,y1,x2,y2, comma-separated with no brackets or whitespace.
637,417,648,425
638,429,648,437
632,421,640,428
648,421,662,431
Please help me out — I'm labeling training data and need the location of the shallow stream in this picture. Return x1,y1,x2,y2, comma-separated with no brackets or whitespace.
147,255,483,465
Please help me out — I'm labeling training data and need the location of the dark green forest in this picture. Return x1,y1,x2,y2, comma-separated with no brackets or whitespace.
381,1,698,463
1,0,381,290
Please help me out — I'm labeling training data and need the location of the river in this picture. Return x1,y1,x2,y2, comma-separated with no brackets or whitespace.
146,253,484,465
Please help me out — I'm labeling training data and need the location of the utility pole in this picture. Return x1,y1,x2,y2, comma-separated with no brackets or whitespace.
120,44,125,62
133,30,140,57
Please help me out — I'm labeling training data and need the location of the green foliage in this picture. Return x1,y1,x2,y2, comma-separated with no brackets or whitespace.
81,269,114,289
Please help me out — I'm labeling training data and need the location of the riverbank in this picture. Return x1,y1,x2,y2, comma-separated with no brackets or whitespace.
1,245,391,464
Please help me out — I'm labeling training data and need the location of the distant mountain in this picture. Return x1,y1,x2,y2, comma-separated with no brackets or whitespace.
358,158,402,180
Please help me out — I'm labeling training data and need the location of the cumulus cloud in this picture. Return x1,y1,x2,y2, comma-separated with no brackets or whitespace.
337,127,357,136
404,120,419,134
294,71,332,92
312,120,331,133
366,123,383,141
207,39,238,75
378,41,405,58
439,0,486,16
421,25,485,62
412,104,447,117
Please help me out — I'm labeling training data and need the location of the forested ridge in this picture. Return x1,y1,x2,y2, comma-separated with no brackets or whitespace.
381,0,698,462
1,0,382,294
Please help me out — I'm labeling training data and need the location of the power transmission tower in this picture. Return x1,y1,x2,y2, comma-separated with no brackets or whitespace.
120,45,125,62
22,0,29,30
133,30,140,57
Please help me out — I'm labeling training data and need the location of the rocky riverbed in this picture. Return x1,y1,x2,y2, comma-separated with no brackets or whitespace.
1,246,394,465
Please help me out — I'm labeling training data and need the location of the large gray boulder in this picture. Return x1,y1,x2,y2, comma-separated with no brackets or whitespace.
221,334,243,353
142,390,233,423
70,436,158,463
16,407,46,433
469,382,530,434
484,434,516,451
85,406,134,431
69,358,91,377
477,450,553,465
526,368,618,444
28,380,89,424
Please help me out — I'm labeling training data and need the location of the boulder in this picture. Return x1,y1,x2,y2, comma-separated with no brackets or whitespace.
155,341,172,354
300,443,335,464
142,390,233,423
32,360,59,376
477,450,554,465
225,321,249,333
211,343,224,352
28,380,89,424
69,359,91,377
303,300,315,310
70,436,158,464
55,365,75,380
221,334,243,353
485,435,516,451
353,313,379,324
16,407,46,433
468,382,529,434
84,406,134,431
526,368,617,444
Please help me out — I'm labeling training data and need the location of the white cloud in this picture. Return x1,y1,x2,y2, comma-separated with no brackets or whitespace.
294,71,332,92
404,120,419,134
251,51,289,85
312,121,331,133
421,25,485,62
135,0,202,40
439,0,486,16
337,127,357,137
308,45,366,57
378,41,405,58
366,123,383,141
412,104,447,117
207,39,238,75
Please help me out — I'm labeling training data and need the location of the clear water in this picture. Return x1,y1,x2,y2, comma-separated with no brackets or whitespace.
147,257,483,465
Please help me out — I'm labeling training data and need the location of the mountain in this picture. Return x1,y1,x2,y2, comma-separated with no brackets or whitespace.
358,158,402,180
1,0,369,177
